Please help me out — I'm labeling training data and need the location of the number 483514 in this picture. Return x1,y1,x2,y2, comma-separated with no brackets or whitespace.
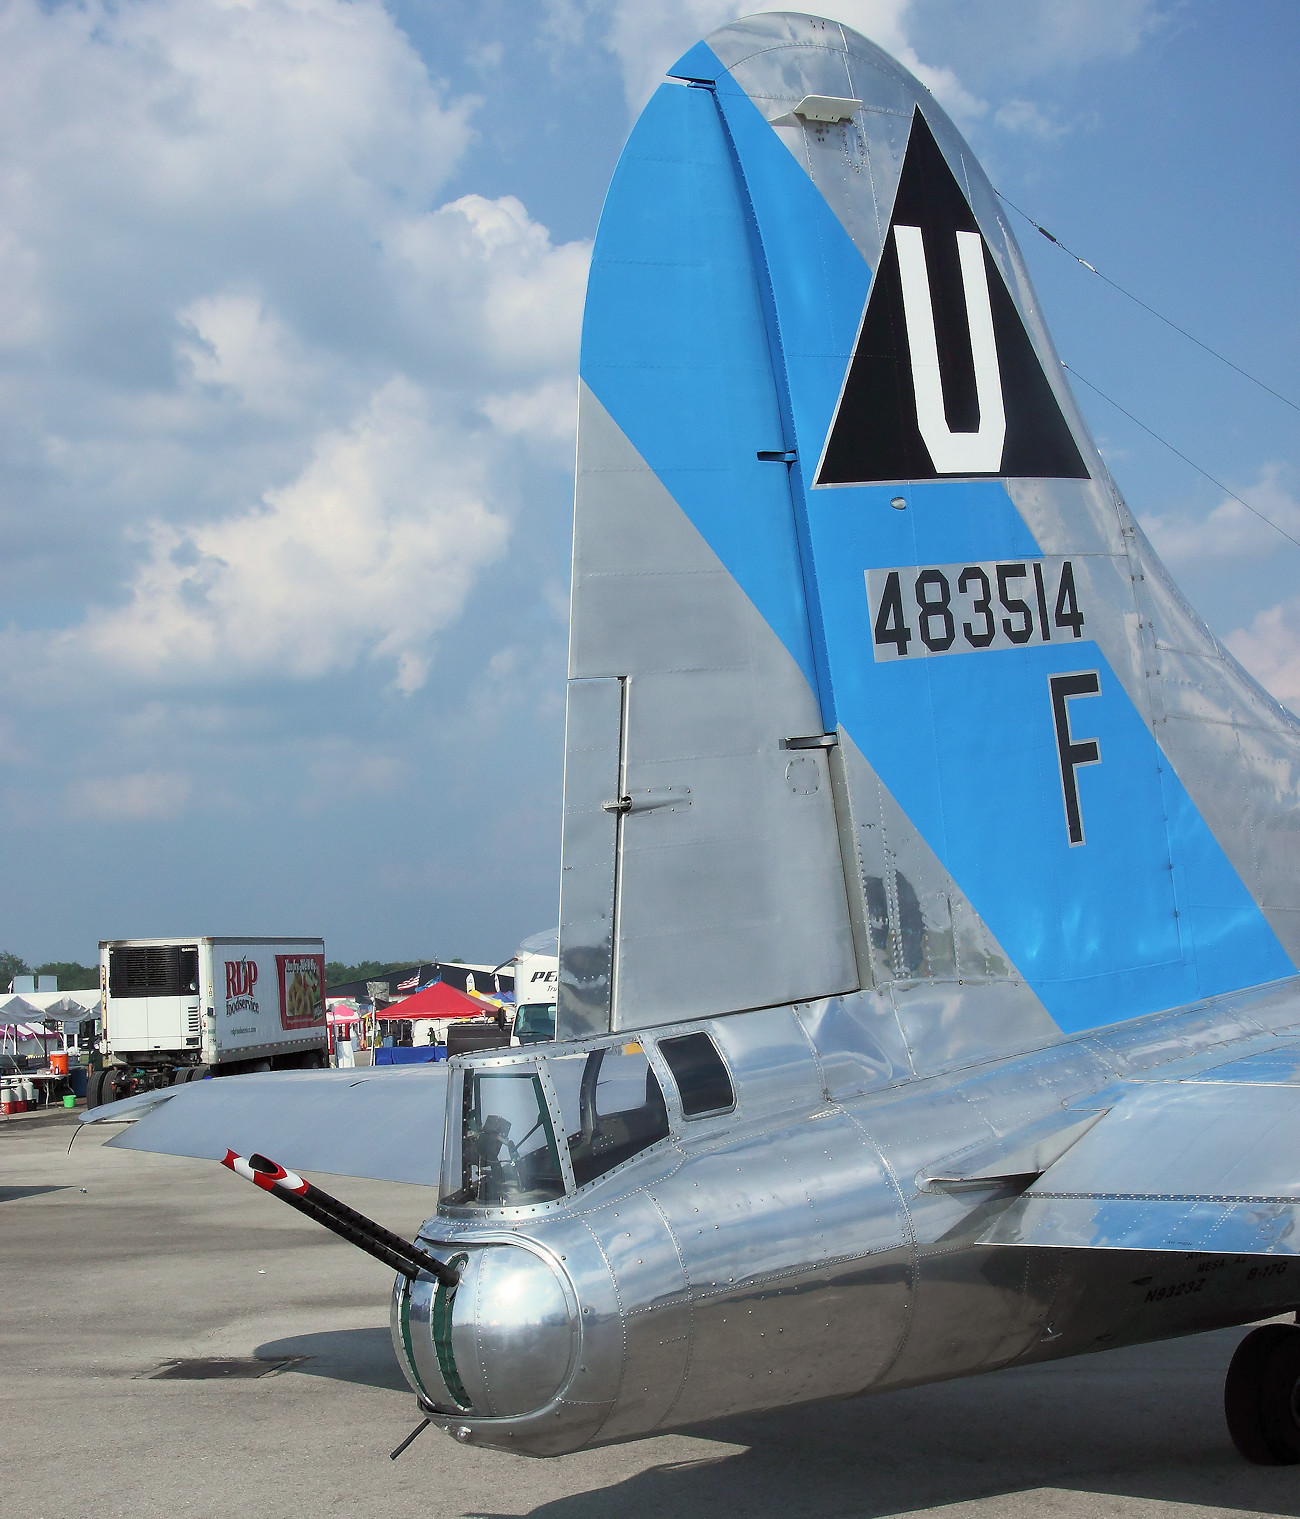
866,558,1085,662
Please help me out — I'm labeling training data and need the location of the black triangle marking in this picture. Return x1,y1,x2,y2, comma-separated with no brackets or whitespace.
815,110,1088,486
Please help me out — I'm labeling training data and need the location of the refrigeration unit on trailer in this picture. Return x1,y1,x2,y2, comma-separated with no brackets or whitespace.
89,937,328,1106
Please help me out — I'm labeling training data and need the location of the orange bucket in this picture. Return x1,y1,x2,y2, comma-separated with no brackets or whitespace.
50,1051,69,1075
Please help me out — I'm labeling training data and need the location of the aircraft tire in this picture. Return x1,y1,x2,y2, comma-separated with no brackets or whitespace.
1258,1328,1300,1462
1225,1323,1300,1463
85,1068,107,1110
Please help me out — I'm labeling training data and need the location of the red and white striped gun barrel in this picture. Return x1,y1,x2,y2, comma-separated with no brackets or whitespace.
221,1149,459,1286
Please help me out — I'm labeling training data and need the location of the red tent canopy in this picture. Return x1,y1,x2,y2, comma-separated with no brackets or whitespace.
381,981,491,1021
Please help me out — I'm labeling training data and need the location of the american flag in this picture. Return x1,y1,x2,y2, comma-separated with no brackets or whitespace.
396,972,420,992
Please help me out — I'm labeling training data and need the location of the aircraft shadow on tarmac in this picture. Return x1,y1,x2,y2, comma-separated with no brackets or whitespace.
0,1184,69,1202
254,1326,410,1394
468,1331,1300,1519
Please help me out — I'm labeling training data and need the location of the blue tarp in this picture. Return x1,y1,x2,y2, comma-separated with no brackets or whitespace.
375,1045,446,1065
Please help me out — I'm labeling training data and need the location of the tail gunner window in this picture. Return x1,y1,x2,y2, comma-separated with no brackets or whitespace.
442,1045,671,1210
446,1069,565,1207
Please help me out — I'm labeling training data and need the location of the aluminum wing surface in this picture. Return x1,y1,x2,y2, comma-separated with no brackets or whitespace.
980,1046,1300,1256
78,1068,448,1187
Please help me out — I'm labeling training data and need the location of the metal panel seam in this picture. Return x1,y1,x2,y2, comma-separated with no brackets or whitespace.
643,1189,696,1429
577,1215,627,1442
838,1105,918,1383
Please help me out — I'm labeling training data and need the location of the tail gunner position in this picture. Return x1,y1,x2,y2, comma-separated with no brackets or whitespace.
88,13,1300,1467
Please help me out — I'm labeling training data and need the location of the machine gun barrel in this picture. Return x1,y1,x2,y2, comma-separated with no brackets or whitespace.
221,1149,460,1287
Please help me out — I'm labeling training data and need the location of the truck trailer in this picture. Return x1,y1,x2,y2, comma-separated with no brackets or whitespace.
86,936,328,1107
511,928,557,1045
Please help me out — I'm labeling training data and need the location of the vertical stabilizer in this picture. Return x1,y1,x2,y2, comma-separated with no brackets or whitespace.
560,12,1299,1050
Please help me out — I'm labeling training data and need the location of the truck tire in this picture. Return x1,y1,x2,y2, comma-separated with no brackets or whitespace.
85,1068,107,1109
275,1049,327,1070
102,1068,130,1104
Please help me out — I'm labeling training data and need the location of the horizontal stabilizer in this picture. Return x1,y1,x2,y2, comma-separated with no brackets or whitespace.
78,1068,448,1188
980,1077,1300,1256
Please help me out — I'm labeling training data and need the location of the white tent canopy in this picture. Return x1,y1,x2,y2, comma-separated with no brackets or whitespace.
0,994,43,1023
4,988,99,1018
0,992,97,1029
1,991,98,1059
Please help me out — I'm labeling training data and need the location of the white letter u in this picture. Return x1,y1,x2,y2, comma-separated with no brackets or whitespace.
894,224,1006,474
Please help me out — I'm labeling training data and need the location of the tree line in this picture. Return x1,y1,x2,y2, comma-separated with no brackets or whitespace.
325,958,434,989
0,951,439,995
0,952,99,991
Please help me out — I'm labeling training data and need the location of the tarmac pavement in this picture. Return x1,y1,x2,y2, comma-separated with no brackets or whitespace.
4,1111,1299,1519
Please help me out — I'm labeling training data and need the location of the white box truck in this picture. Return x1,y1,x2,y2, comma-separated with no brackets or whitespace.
511,929,557,1045
87,937,329,1107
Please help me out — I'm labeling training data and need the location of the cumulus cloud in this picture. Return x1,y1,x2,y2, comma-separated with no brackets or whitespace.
0,0,474,376
177,293,331,423
1140,466,1300,712
1140,466,1300,568
383,194,590,381
1227,603,1300,713
481,379,580,452
0,0,589,701
63,378,507,693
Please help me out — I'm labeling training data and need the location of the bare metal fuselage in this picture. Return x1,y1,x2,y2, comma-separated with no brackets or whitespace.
393,979,1300,1455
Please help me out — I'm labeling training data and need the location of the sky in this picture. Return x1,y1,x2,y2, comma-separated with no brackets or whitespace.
0,0,1296,968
